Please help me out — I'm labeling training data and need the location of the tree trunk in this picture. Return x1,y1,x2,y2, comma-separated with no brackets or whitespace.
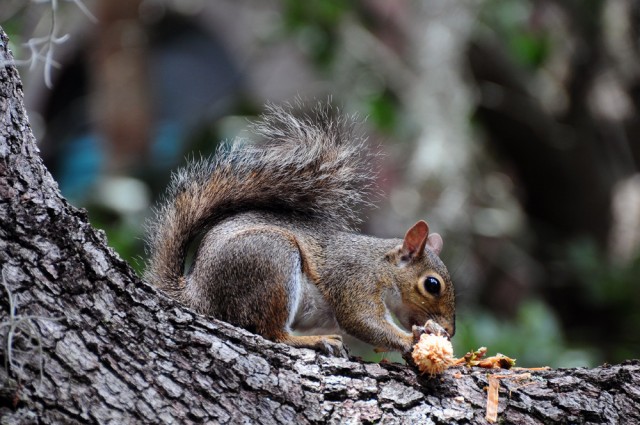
1,28,639,425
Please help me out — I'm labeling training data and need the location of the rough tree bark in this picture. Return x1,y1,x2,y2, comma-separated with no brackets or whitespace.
1,28,639,425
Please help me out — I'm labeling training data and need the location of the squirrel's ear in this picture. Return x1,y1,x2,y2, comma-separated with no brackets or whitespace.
401,220,429,260
426,233,443,256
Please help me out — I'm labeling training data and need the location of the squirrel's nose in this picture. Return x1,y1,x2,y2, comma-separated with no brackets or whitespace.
442,315,455,338
446,323,455,338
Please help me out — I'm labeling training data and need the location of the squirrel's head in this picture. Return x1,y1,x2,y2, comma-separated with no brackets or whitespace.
385,220,456,337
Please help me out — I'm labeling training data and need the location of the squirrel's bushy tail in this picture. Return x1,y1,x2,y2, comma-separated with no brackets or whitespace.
144,102,375,297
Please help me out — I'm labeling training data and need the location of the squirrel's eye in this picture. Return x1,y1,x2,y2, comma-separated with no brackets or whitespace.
423,276,441,295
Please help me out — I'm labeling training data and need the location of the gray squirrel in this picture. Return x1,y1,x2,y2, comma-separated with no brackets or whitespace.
144,103,455,356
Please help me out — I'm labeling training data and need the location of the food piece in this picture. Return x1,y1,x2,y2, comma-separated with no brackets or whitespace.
485,376,500,423
410,319,516,376
465,346,488,363
411,332,454,375
478,353,516,369
453,347,516,369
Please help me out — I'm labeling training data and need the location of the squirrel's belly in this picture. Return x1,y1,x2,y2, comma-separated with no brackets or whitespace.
288,275,339,334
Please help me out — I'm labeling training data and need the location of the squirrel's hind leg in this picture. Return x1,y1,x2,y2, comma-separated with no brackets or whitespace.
277,334,348,358
240,229,347,357
192,225,347,357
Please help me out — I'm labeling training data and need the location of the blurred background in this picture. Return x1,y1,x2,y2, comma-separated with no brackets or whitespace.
3,0,639,367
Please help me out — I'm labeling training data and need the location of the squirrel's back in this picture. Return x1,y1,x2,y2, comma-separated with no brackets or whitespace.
144,103,374,298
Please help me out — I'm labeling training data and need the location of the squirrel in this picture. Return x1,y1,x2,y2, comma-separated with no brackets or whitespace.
144,102,455,357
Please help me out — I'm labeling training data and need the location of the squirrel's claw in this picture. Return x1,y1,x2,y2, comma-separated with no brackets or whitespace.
318,335,349,358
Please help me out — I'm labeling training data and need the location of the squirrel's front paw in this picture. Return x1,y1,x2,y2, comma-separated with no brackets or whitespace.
411,320,450,344
317,335,349,358
281,334,349,357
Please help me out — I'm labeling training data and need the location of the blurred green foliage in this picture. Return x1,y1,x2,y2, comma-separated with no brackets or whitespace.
281,0,354,69
88,207,146,275
509,32,550,69
454,301,597,368
479,0,550,69
280,0,401,135
568,241,640,361
570,242,640,306
366,90,399,134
